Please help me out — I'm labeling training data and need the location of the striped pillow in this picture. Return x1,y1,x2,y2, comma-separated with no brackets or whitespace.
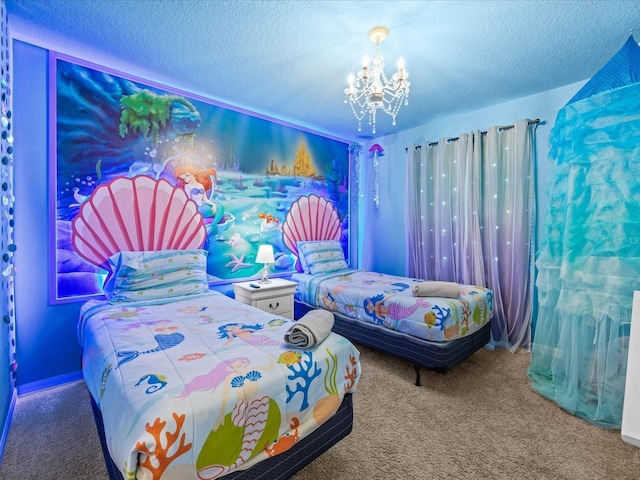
104,249,209,303
297,240,348,275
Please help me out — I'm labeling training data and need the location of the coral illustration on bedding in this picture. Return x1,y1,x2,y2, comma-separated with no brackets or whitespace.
285,351,322,409
344,354,358,391
135,412,192,480
312,349,342,425
313,351,358,425
196,396,281,479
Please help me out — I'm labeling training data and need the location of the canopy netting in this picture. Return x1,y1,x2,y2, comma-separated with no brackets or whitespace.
527,36,640,428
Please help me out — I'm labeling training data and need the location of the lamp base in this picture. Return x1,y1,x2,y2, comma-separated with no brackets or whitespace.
260,265,271,284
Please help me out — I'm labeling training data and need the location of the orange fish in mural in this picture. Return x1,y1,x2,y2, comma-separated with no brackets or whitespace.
258,212,279,224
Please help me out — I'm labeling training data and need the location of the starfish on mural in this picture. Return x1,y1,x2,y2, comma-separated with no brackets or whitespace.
225,253,252,273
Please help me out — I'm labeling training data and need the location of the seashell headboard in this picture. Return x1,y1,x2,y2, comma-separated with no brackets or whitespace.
71,175,207,271
282,194,341,272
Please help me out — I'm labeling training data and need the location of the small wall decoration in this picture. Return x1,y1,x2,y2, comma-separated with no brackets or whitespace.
49,54,349,303
369,144,384,208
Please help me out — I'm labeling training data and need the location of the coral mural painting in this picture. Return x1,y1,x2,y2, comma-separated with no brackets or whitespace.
50,54,349,303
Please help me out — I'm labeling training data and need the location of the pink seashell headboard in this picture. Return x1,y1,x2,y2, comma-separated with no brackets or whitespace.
282,194,341,272
71,175,206,271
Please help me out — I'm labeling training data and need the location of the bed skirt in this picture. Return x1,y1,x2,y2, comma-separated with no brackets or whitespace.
295,300,490,373
90,391,354,480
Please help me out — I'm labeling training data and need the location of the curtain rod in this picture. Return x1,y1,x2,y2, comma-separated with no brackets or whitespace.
405,118,542,151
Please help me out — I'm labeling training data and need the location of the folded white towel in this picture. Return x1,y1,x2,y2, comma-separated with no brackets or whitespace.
284,309,335,349
411,281,460,298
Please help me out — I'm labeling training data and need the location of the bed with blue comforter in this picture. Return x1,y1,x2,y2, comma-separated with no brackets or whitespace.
295,269,493,343
294,267,493,381
79,289,360,480
71,177,361,480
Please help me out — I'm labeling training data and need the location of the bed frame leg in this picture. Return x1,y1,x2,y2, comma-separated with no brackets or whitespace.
413,365,421,386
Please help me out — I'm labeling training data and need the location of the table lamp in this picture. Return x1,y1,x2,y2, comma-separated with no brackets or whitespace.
256,244,275,283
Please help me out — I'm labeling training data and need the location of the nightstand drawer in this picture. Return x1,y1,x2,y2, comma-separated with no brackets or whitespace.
255,295,292,314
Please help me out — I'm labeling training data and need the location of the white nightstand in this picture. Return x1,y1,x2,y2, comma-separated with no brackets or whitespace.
233,278,297,319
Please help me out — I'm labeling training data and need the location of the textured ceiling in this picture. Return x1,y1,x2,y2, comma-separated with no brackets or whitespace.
6,0,640,141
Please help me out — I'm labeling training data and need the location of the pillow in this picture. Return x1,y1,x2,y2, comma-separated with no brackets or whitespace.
297,245,310,273
104,249,209,303
297,240,348,275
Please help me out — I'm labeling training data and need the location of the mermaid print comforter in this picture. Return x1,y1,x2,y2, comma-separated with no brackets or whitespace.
78,290,360,480
294,270,493,342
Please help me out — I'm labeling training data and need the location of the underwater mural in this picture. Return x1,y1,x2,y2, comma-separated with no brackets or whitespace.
50,54,349,303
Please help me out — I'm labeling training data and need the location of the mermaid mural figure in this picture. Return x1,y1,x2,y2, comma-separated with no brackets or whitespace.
173,165,226,230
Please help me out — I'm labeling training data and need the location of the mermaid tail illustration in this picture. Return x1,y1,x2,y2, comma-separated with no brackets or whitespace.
387,297,431,320
117,332,185,366
196,395,280,479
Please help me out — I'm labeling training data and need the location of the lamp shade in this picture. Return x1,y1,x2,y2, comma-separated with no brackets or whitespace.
256,244,275,264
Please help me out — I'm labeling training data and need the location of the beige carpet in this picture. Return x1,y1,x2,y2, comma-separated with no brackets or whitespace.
1,345,638,480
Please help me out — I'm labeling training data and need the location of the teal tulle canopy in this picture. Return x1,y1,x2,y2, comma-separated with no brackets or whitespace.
527,36,640,428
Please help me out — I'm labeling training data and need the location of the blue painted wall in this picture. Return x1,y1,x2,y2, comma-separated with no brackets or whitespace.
13,41,84,391
0,0,16,455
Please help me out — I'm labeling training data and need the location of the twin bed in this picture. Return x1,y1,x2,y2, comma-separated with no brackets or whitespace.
294,269,492,381
73,179,493,479
73,177,360,480
283,195,494,385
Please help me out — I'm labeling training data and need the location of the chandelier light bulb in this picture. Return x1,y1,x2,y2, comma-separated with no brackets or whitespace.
343,25,410,135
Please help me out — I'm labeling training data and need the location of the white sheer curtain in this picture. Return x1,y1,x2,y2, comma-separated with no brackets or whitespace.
405,119,536,351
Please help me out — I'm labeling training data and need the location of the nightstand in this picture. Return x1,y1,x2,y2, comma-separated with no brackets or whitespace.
233,278,297,319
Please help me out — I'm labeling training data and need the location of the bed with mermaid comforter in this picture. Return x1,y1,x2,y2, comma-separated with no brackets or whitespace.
72,177,361,480
294,269,493,343
79,288,359,480
282,195,493,383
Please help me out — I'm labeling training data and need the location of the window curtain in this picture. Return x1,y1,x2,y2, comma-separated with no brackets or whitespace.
405,119,536,351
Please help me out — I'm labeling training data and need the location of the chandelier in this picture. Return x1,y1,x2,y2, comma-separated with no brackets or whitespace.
344,26,410,135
